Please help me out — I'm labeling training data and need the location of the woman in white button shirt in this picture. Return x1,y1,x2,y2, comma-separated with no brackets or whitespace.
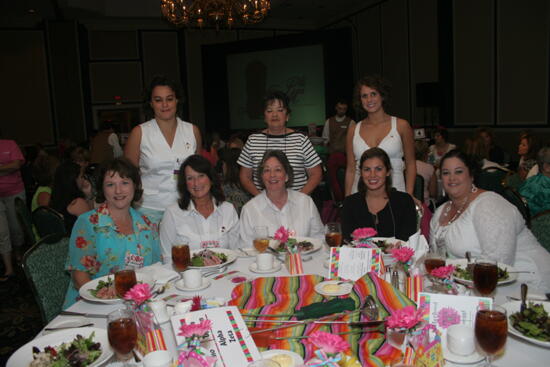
160,155,239,264
239,150,324,247
124,76,202,225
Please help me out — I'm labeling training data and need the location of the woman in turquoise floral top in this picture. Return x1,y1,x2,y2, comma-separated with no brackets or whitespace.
63,158,160,309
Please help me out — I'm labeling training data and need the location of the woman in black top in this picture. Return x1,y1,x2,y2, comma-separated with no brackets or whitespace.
342,147,416,241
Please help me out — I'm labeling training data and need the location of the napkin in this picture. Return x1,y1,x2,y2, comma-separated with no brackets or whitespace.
403,230,429,268
137,262,179,284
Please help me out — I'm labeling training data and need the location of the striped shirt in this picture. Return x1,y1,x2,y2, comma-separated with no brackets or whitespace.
237,131,322,191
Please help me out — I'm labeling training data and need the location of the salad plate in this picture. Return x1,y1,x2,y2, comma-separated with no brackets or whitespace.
446,258,518,286
501,301,550,348
79,273,154,304
269,236,323,255
7,327,113,367
189,248,237,271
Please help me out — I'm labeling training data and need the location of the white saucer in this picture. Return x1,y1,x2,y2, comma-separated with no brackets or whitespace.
174,278,211,292
443,344,485,365
249,262,282,274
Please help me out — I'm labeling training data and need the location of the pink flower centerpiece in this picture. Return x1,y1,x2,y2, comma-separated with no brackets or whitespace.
386,305,424,330
177,319,217,367
124,283,152,306
305,331,350,366
430,265,455,279
351,227,377,248
428,264,458,294
274,226,298,253
389,246,415,275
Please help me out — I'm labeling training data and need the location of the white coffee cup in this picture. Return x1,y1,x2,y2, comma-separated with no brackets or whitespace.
447,324,475,356
149,300,169,324
256,253,274,271
174,300,193,315
183,269,203,289
143,350,173,367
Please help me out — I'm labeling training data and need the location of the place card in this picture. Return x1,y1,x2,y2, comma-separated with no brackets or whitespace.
170,305,261,366
328,247,382,281
418,292,492,342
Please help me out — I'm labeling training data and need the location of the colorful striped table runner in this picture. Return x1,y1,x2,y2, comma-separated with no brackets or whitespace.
229,272,415,366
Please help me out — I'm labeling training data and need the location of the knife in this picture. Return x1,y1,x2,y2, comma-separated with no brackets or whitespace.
520,283,528,313
45,323,94,331
60,311,107,318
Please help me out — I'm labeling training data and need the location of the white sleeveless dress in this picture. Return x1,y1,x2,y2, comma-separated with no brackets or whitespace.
139,118,196,211
352,116,405,193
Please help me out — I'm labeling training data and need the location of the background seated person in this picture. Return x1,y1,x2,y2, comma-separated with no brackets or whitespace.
63,158,160,308
239,150,324,246
160,155,238,263
342,147,417,241
520,145,550,217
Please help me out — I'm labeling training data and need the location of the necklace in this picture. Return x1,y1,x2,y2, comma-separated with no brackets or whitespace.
443,193,471,224
369,197,396,237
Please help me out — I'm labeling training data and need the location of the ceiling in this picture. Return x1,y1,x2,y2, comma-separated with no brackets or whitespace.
1,0,379,30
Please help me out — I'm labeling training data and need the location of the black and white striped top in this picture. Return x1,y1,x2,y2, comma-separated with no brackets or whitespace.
237,132,322,191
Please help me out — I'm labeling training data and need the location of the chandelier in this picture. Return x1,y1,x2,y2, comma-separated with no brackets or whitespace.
160,0,271,29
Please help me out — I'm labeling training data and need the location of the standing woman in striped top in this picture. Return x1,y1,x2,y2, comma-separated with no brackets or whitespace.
237,91,323,196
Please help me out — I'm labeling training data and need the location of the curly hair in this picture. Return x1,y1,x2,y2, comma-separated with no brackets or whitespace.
353,75,391,117
95,158,143,204
357,147,393,196
256,150,294,190
177,155,225,210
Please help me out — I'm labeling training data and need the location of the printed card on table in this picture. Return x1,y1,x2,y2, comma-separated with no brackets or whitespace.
418,292,492,344
328,247,382,281
171,305,261,367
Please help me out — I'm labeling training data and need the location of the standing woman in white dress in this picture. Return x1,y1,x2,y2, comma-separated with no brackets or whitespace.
344,75,416,196
125,76,202,224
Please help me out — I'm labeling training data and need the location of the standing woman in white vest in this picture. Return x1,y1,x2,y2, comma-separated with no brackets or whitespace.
125,76,202,224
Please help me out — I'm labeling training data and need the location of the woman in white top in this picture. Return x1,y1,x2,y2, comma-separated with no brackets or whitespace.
124,76,202,224
430,150,550,291
160,155,238,264
239,150,324,247
345,75,416,196
428,127,456,168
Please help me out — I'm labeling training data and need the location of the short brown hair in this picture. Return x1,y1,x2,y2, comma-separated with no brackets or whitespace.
95,158,143,204
257,150,294,189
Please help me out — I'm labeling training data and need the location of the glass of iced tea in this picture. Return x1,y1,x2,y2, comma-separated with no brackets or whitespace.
473,258,498,297
114,269,137,298
108,308,138,364
172,244,191,272
424,243,446,275
325,222,342,247
475,304,507,366
253,226,270,253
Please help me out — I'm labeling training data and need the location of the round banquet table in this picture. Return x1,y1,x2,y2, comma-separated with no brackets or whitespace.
37,246,549,367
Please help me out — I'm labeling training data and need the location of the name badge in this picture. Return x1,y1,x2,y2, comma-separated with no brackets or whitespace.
200,240,220,249
125,252,144,268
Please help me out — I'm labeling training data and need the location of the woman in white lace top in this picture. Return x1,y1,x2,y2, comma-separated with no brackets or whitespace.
430,150,550,291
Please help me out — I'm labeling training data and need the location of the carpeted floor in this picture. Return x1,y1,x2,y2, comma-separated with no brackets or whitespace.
0,265,42,367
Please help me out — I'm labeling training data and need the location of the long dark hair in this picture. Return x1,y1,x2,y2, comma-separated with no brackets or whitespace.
50,161,83,213
439,149,480,182
357,147,393,196
177,155,225,210
219,148,243,188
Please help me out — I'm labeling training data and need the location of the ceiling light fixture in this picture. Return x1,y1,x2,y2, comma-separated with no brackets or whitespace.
160,0,271,29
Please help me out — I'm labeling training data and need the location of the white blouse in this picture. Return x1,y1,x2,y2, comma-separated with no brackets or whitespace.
430,191,550,291
238,190,324,248
159,200,239,264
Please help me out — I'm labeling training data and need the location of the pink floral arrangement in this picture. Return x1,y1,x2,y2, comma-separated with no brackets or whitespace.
274,226,290,244
308,330,350,355
389,247,415,264
430,265,455,279
386,305,424,330
351,227,377,242
178,319,213,339
124,283,152,306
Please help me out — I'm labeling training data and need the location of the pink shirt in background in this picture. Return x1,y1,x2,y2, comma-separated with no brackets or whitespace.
0,139,25,197
416,160,434,204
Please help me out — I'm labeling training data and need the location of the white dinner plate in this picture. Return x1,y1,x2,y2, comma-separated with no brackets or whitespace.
446,259,518,286
443,344,485,365
79,273,154,304
261,349,304,367
269,237,323,255
188,248,237,271
501,301,550,348
249,262,282,274
174,278,212,292
7,327,112,367
314,280,354,297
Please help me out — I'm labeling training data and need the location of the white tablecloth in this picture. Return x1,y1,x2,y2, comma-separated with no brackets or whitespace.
40,248,549,366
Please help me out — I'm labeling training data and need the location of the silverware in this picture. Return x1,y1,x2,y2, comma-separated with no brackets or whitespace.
506,296,550,302
132,350,141,363
59,311,107,318
44,323,94,331
203,266,227,277
521,283,528,313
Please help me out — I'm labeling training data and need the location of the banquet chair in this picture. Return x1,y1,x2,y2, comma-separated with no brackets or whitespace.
22,233,70,324
501,187,531,228
477,166,507,195
531,210,550,253
32,206,66,240
14,196,37,247
503,171,523,190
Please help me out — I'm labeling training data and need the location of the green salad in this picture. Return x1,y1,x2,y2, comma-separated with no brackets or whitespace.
31,332,102,366
510,302,550,342
89,277,114,298
190,249,228,266
453,265,509,282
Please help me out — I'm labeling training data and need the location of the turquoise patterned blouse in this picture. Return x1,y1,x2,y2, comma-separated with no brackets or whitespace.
62,203,161,309
520,173,550,217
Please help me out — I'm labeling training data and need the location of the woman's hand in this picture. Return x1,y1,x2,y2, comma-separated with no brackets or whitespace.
71,270,92,290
